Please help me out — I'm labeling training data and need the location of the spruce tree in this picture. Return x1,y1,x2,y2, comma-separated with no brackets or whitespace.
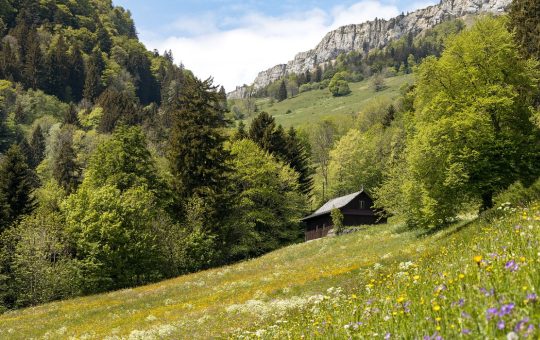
52,128,80,194
23,29,43,90
29,125,45,168
83,48,105,102
248,112,312,194
248,112,278,151
96,20,112,54
276,80,287,102
233,121,247,141
508,0,540,60
167,77,230,206
0,144,35,231
68,46,85,102
285,127,313,195
63,103,80,127
218,86,228,111
97,88,140,133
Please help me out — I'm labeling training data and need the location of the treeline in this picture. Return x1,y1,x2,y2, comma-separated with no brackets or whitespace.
0,0,313,310
308,9,540,227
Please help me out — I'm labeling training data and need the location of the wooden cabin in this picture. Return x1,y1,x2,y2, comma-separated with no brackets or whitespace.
302,190,386,241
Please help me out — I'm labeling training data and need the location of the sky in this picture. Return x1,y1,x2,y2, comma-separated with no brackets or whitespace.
113,0,437,91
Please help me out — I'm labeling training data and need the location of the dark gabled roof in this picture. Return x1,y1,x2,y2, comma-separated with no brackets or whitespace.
302,190,364,221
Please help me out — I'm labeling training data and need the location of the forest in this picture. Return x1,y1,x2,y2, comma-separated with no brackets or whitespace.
0,0,539,314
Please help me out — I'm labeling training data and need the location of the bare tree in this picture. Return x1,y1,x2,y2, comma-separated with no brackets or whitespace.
310,120,337,202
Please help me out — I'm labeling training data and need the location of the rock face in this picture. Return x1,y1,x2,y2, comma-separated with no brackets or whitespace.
229,0,511,98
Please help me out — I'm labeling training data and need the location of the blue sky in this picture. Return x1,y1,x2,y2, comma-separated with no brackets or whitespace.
113,0,436,90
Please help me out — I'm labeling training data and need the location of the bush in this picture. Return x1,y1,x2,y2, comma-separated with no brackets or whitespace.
329,80,351,97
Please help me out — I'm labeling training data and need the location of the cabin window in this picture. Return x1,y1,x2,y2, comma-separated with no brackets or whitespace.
359,200,365,209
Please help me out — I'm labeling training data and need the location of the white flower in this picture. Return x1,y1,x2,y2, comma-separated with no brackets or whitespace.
507,332,519,340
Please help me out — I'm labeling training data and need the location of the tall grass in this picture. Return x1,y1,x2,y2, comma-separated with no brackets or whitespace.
0,201,537,339
233,203,540,339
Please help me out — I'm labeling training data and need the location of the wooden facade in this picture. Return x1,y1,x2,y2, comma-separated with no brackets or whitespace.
302,190,386,241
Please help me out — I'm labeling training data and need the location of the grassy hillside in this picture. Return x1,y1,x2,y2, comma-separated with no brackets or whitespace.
253,74,413,128
0,201,539,339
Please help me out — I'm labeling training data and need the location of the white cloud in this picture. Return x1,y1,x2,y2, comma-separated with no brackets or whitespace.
140,1,409,91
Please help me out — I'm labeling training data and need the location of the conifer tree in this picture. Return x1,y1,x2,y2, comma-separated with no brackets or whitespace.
167,77,230,207
233,121,247,141
68,46,85,102
83,48,105,102
248,112,278,151
218,86,228,111
0,144,35,231
98,89,140,133
23,29,43,90
29,125,45,169
13,104,25,124
63,104,80,127
52,128,80,194
96,20,112,54
285,127,313,195
508,0,540,60
276,80,287,102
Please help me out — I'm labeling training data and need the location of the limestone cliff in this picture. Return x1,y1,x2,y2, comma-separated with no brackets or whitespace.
229,0,511,98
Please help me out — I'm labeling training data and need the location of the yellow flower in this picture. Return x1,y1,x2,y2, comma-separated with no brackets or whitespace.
520,257,526,262
473,255,483,263
436,326,441,331
435,317,441,322
433,305,441,312
351,294,357,299
397,296,405,303
413,275,420,281
458,274,465,279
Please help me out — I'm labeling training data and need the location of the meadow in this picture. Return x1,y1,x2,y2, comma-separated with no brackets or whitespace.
250,74,413,128
0,200,538,339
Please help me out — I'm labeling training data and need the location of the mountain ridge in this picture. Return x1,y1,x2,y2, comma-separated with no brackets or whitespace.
228,0,511,99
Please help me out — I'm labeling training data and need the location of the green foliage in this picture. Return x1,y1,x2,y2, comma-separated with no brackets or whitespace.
228,140,306,258
9,212,81,308
276,80,288,102
508,0,540,60
330,208,344,235
28,125,45,168
248,112,313,195
52,127,80,194
371,73,386,92
0,144,35,231
63,184,162,293
85,126,161,193
328,125,398,197
377,17,540,228
329,72,351,97
167,77,230,210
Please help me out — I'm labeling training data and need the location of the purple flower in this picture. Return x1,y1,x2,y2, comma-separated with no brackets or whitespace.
499,303,515,316
385,333,391,340
480,287,495,297
497,320,505,330
505,260,519,272
461,311,471,319
514,318,530,332
461,329,471,335
486,307,498,320
526,293,538,303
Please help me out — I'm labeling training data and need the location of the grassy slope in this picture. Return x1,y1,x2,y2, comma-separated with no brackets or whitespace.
253,74,413,128
1,203,539,339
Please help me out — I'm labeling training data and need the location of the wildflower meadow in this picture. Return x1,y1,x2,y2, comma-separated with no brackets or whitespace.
0,201,537,339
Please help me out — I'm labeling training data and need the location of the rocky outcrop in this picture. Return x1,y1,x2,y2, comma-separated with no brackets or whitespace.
228,0,511,98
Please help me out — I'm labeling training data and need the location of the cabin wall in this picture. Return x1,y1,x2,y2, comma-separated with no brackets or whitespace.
304,191,387,241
